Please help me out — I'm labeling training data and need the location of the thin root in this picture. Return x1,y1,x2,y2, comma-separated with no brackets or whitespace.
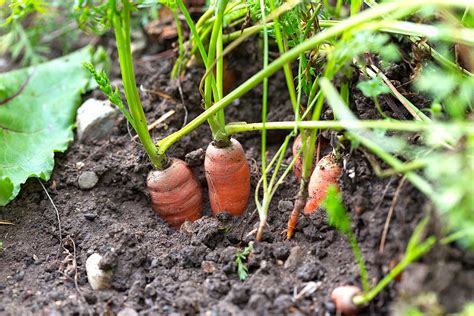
379,176,406,253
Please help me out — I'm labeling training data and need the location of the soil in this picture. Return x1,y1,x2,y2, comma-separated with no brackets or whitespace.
1,36,473,316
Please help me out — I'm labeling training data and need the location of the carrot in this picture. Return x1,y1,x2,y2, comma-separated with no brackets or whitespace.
292,134,326,180
205,138,250,216
292,134,305,180
304,153,342,214
331,285,362,315
147,158,203,227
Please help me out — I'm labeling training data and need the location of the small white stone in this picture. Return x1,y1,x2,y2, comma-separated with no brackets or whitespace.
78,171,99,190
76,98,118,143
117,308,139,316
86,253,112,290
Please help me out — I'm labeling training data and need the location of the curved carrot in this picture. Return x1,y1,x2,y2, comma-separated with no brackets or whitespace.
205,138,250,216
304,154,342,214
147,158,203,227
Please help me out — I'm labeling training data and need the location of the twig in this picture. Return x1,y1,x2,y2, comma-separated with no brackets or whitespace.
132,110,176,141
38,179,62,252
0,220,14,225
379,177,406,253
140,85,180,103
369,65,425,121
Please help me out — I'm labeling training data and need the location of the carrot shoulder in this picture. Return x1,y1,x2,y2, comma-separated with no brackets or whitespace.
205,138,250,216
304,154,342,214
147,158,203,227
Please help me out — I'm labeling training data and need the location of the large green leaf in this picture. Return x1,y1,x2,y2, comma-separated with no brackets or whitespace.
0,47,94,205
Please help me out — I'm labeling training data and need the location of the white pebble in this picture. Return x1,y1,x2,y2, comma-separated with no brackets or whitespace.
76,98,117,143
86,253,112,290
78,171,99,190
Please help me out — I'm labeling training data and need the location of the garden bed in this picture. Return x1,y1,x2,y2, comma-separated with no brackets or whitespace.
1,43,472,315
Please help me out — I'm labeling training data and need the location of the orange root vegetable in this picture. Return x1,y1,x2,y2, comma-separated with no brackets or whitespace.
292,134,326,180
205,138,250,216
286,189,307,239
292,134,306,180
147,158,203,227
304,154,342,214
331,286,362,315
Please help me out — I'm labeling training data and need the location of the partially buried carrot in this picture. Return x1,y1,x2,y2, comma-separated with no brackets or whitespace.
292,134,327,180
147,158,203,227
304,153,342,214
205,138,250,216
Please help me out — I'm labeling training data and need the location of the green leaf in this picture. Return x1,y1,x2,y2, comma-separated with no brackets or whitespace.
0,47,94,206
357,76,390,98
322,185,351,235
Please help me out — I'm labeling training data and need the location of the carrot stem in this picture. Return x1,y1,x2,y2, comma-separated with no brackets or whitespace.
158,0,473,154
112,1,167,170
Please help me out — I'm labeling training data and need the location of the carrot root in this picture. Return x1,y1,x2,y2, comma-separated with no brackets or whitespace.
287,190,307,239
304,154,342,214
147,158,203,228
205,138,250,216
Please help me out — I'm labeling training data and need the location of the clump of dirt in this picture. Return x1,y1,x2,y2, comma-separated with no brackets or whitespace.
1,39,472,315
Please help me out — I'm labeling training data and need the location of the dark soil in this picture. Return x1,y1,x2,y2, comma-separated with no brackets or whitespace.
1,39,473,316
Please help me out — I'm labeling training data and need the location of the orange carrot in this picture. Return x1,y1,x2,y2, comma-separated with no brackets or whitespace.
292,134,326,180
205,138,250,216
147,158,203,227
292,134,305,180
304,154,342,214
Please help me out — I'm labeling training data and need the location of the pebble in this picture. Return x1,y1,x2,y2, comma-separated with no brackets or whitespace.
78,171,99,190
84,213,97,221
117,307,139,316
85,253,112,290
76,98,118,143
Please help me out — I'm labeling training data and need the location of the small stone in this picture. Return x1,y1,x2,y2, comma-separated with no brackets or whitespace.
86,253,112,290
84,213,97,221
117,307,139,316
78,171,99,190
76,98,118,143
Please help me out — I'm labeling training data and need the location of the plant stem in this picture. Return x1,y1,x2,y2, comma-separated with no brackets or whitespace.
113,1,166,169
269,0,298,115
224,120,474,134
170,8,185,79
353,236,436,305
157,0,473,155
255,0,270,241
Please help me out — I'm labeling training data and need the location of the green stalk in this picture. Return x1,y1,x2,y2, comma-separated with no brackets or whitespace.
204,0,228,143
353,236,436,305
176,0,223,139
224,120,474,134
256,0,270,241
170,7,185,79
112,2,166,169
269,0,298,114
157,0,473,155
